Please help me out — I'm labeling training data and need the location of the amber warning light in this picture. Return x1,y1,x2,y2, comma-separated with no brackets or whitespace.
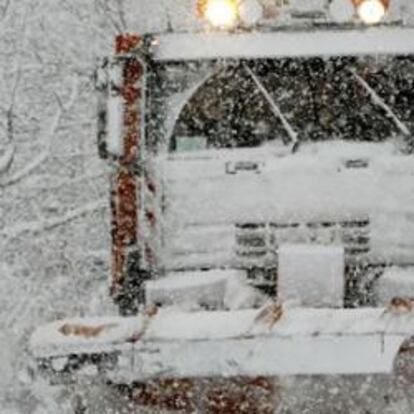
354,0,389,25
197,0,391,27
197,0,239,28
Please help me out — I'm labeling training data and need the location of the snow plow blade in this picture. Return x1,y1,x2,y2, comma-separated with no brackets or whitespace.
30,308,414,382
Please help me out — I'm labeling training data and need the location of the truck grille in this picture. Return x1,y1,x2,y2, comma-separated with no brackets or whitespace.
235,218,370,264
340,218,370,257
235,223,267,258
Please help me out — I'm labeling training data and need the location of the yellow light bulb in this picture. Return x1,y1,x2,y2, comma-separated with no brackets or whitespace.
204,0,238,28
357,0,387,24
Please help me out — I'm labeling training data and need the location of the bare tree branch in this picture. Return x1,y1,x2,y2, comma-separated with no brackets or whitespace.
0,64,21,175
1,199,107,239
0,76,79,187
1,0,11,20
96,0,124,34
115,0,127,32
0,143,14,174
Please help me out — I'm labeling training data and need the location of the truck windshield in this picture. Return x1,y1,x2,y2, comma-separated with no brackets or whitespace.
165,56,414,152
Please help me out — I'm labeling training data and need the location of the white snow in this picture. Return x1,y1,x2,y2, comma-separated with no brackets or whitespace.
0,143,15,175
153,28,414,61
239,0,264,26
159,142,414,270
30,316,143,358
146,270,229,310
278,244,344,308
2,1,414,410
29,307,414,357
290,0,326,13
377,267,414,306
106,94,124,156
30,307,414,379
329,0,355,23
124,0,413,34
224,272,266,309
124,334,403,378
146,269,266,310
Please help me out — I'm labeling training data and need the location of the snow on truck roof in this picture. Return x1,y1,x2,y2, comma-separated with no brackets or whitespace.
126,0,414,33
152,27,414,61
122,0,414,60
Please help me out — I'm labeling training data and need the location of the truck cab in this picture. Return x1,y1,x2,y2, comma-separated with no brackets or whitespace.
31,0,414,402
95,0,414,315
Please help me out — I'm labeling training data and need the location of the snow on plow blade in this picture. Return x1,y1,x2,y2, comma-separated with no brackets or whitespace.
30,308,414,382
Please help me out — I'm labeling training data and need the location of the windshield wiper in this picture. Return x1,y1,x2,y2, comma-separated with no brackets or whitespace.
350,69,410,138
243,63,299,151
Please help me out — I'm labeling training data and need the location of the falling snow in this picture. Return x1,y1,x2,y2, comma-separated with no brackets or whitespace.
2,1,414,413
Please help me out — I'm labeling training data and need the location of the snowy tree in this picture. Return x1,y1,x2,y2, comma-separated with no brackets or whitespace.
0,1,128,411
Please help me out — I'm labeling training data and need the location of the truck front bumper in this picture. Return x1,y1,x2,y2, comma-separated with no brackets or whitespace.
30,307,414,382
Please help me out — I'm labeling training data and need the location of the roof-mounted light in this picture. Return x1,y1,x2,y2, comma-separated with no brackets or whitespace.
198,0,239,28
329,0,355,23
327,0,390,25
239,0,263,26
354,0,389,25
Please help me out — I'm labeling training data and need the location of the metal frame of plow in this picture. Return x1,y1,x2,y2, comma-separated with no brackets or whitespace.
31,308,414,382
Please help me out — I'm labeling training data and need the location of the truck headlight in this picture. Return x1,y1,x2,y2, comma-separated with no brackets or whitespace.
355,0,388,25
198,0,239,28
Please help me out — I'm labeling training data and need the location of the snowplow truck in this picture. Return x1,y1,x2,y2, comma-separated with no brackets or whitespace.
31,0,414,411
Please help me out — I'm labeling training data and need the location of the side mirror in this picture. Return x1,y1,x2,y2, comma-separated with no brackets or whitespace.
95,57,128,160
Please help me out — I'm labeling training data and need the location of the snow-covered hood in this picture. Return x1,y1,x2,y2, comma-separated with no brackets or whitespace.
156,142,414,268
